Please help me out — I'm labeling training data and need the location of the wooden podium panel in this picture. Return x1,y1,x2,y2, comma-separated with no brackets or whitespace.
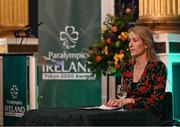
0,38,38,53
8,44,38,53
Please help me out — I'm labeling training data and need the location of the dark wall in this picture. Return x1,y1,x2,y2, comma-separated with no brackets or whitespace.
115,0,138,21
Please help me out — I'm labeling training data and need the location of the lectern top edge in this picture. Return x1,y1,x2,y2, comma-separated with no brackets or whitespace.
0,52,34,56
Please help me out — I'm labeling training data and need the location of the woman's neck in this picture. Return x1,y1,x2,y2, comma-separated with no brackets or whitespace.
135,55,148,68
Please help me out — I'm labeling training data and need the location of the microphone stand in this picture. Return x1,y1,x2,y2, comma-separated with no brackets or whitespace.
17,36,24,52
14,22,43,52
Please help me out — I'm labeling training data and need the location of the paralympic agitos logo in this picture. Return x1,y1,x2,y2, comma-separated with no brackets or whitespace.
59,26,79,49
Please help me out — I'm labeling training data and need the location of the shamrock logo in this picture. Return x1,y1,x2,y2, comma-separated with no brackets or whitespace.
59,26,79,49
10,85,18,99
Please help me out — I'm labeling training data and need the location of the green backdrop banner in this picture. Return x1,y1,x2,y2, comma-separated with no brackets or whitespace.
38,0,101,107
3,55,27,126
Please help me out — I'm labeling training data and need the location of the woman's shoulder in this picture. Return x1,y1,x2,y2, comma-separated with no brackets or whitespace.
148,61,166,67
148,61,167,71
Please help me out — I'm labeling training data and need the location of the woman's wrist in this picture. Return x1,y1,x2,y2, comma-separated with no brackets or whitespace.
131,98,135,104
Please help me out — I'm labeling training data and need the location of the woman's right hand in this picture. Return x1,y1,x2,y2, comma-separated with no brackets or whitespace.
106,99,121,107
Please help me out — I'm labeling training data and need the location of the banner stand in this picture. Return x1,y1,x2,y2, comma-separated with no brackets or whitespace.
0,53,38,126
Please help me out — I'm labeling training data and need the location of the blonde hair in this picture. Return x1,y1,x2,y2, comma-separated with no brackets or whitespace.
128,26,159,62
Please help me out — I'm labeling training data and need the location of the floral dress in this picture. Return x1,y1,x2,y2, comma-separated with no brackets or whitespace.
121,60,167,119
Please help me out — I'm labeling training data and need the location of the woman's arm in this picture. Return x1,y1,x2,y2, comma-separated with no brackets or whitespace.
134,62,167,110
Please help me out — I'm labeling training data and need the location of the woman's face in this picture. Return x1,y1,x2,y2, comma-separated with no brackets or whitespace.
128,31,147,57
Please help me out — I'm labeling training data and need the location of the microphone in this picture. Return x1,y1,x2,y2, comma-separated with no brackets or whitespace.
14,22,43,52
14,22,43,38
25,22,43,37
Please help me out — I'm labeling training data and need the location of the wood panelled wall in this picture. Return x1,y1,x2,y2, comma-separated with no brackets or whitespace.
139,0,180,17
0,0,28,26
0,0,29,37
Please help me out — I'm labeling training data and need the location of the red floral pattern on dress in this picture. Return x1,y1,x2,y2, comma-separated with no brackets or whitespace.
122,61,167,119
144,80,148,86
147,98,155,105
138,86,147,94
151,73,155,80
144,105,150,109
155,83,163,89
123,71,132,78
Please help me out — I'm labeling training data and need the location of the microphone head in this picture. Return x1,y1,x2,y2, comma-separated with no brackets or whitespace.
38,22,43,26
14,22,43,38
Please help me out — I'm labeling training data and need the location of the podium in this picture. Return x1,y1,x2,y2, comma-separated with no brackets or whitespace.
0,38,38,126
0,53,38,126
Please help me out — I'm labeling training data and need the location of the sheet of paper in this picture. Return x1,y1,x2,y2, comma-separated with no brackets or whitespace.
82,104,119,110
